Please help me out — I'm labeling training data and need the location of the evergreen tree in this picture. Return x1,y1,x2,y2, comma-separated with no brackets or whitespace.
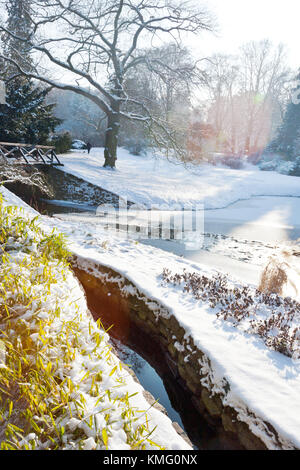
293,130,300,158
4,0,33,75
268,71,300,160
0,80,61,144
0,0,61,144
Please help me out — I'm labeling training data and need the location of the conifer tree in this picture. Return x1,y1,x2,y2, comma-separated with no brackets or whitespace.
0,0,60,144
268,71,300,160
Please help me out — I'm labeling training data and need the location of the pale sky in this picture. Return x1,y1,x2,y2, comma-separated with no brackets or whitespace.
191,0,299,68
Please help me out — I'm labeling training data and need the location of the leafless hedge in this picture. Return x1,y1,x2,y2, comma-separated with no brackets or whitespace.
162,268,300,359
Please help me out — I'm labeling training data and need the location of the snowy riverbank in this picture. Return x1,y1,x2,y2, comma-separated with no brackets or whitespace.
1,186,300,449
0,187,191,451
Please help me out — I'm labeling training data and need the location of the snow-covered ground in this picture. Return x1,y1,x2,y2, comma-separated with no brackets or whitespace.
54,148,299,286
58,148,300,210
0,187,191,451
2,185,300,450
46,210,300,449
2,146,300,450
51,223,300,449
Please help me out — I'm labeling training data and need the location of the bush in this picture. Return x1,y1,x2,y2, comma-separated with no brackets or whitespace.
162,268,300,359
259,153,300,176
290,157,300,176
277,160,297,175
221,155,245,169
124,137,148,156
71,139,87,150
211,153,246,169
51,132,72,154
259,159,280,172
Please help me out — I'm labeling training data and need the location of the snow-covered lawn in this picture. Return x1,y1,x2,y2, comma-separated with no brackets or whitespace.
58,148,300,210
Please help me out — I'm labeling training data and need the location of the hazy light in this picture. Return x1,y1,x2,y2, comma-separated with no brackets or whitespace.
192,0,299,68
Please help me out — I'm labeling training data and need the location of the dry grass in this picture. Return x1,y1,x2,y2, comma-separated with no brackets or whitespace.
259,248,300,299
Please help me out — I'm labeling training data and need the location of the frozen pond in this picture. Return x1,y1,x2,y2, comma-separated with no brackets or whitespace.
204,196,300,242
44,195,300,285
45,195,300,242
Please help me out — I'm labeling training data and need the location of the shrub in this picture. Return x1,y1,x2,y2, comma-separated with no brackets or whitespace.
259,154,300,176
162,268,300,359
211,154,246,169
289,157,300,177
277,160,297,175
221,155,245,169
51,132,72,154
258,153,281,172
124,137,148,156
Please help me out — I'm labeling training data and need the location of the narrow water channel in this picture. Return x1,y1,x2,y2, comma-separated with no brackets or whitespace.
109,337,185,430
76,278,243,451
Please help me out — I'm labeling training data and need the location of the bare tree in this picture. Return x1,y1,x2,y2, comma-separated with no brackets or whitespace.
239,40,291,154
122,42,204,152
205,41,292,156
204,53,239,153
0,0,214,168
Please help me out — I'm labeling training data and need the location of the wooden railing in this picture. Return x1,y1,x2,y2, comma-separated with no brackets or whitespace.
0,142,63,166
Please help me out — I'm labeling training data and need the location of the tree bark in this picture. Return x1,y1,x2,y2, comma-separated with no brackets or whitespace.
103,101,120,169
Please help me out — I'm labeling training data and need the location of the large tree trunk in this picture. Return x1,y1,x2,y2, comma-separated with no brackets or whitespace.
103,101,120,169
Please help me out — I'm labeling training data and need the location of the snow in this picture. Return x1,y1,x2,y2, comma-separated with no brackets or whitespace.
72,139,87,150
1,177,300,449
59,235,300,450
50,193,300,287
58,148,300,210
0,187,191,451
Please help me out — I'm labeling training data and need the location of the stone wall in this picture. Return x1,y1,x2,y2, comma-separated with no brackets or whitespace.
72,256,289,450
109,342,193,448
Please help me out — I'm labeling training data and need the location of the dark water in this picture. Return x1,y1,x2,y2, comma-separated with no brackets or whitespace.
109,337,185,430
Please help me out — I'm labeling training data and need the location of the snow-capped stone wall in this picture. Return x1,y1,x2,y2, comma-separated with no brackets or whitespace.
72,257,289,451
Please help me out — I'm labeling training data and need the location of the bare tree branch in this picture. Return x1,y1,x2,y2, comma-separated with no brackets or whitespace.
0,0,214,167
